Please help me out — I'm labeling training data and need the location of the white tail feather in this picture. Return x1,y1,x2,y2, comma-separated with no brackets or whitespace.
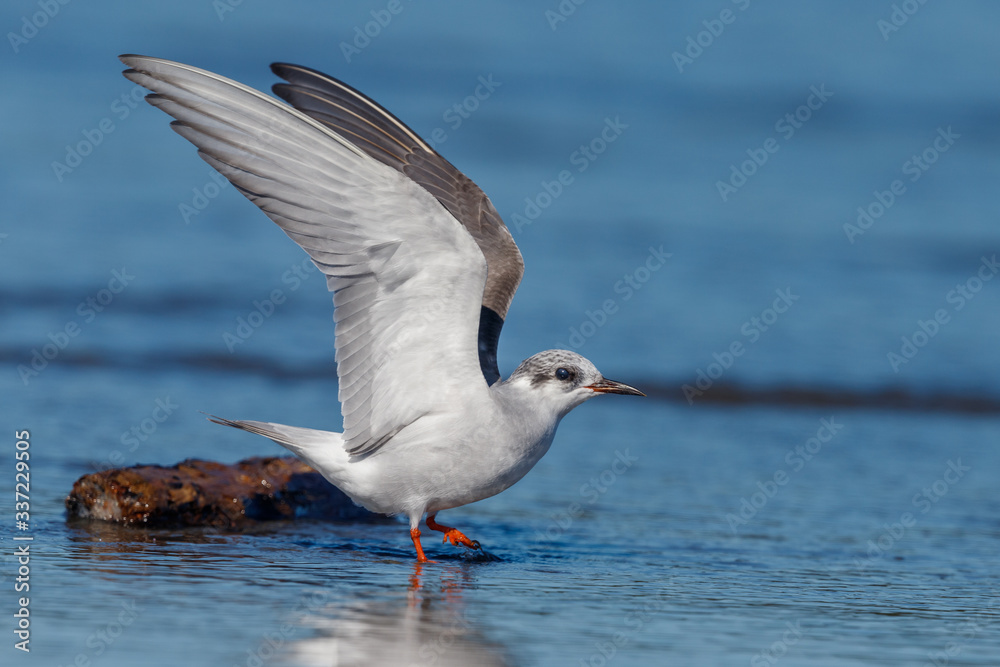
207,415,349,487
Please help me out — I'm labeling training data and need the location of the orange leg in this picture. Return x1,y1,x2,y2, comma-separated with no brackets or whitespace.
426,514,481,550
410,527,429,562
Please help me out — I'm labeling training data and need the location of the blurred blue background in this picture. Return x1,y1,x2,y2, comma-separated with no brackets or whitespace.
2,1,999,666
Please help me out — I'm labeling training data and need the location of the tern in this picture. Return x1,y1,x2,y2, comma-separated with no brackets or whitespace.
122,55,643,561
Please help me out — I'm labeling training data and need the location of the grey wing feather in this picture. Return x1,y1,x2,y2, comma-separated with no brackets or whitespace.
270,63,523,384
123,55,489,457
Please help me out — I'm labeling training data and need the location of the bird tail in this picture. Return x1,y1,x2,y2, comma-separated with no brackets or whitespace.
207,414,349,483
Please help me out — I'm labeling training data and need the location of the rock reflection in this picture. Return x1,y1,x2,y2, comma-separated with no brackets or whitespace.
277,562,516,667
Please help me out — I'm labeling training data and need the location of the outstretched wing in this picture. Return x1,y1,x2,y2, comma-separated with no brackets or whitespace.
269,63,523,385
123,55,490,457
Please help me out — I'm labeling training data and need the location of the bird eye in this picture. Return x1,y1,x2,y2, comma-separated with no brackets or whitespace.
555,367,571,381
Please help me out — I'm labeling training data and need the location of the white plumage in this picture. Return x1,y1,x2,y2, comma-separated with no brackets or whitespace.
124,55,642,560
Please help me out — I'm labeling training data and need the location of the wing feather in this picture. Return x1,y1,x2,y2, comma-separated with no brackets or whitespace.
123,55,489,456
270,62,524,385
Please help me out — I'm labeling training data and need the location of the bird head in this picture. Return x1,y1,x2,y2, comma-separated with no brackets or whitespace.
503,350,644,418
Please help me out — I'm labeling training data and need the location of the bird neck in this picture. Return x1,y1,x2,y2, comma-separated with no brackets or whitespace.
489,378,563,441
484,380,562,470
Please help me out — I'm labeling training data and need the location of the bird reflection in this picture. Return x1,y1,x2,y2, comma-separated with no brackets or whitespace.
276,562,516,667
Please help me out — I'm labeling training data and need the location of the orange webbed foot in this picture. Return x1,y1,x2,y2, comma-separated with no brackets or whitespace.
441,528,481,550
426,514,481,551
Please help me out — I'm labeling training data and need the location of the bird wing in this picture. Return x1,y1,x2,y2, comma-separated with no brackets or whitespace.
122,55,492,457
269,63,523,385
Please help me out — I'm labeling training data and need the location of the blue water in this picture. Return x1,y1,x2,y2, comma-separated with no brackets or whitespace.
3,1,1000,665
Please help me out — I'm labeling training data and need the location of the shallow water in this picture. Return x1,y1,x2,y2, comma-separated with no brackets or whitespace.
4,1,1000,665
3,403,998,665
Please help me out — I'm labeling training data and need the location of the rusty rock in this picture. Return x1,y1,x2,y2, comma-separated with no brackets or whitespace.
65,456,382,528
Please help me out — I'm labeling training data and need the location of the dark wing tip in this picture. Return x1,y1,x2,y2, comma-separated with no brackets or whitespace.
202,411,233,427
270,62,347,88
269,62,295,78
